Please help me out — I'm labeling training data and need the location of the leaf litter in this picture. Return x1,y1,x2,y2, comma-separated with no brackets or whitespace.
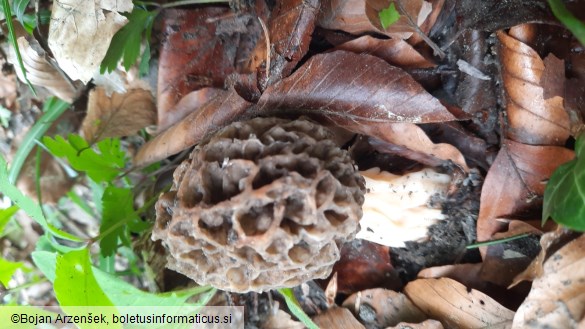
2,0,585,328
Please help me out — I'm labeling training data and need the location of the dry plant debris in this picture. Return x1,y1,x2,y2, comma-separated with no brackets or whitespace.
153,117,365,292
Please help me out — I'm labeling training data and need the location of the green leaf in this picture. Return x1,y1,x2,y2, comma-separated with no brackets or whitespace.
548,0,585,46
379,2,401,29
54,249,114,306
277,288,320,329
543,133,585,231
0,205,19,235
101,7,157,73
8,97,69,184
42,134,125,183
11,0,30,25
100,186,138,257
31,250,57,282
0,155,83,241
32,250,211,306
0,257,24,287
93,268,213,306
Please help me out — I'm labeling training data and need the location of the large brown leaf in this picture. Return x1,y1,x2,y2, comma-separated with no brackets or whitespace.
404,278,515,328
498,30,570,145
256,51,455,123
476,139,574,254
134,89,251,166
255,50,468,169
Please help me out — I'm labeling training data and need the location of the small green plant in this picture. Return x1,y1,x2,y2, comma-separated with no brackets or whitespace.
548,0,585,46
277,288,320,329
0,124,208,306
378,2,400,29
543,133,585,231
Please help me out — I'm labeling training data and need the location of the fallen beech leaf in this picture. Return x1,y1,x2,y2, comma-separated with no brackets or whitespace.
418,263,531,311
498,31,570,145
312,307,365,329
263,0,319,86
319,0,431,40
134,89,252,166
82,87,156,143
404,278,515,328
334,35,435,68
342,288,426,327
256,51,456,124
512,234,585,328
476,139,574,255
157,88,222,132
48,0,133,83
156,8,253,115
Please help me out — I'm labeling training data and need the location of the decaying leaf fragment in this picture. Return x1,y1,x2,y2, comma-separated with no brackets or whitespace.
512,233,585,328
48,0,133,83
404,278,515,328
82,87,156,143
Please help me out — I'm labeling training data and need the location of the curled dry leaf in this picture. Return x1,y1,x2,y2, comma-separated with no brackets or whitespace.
342,288,427,327
498,31,570,145
512,234,585,328
476,139,574,255
13,37,77,102
404,278,515,329
134,89,252,166
48,0,133,83
82,87,156,143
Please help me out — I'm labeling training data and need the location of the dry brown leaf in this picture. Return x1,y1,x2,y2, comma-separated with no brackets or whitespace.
157,88,223,132
476,139,574,256
498,30,570,145
404,278,515,328
334,35,435,68
82,87,155,143
48,0,133,83
512,234,585,328
14,37,77,102
312,307,366,329
342,288,427,327
134,89,252,166
256,50,456,123
318,0,431,40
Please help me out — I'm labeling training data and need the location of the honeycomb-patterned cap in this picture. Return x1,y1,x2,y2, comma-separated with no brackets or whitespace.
153,117,365,292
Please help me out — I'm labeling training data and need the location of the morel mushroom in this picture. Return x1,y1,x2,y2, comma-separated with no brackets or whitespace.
153,117,365,293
